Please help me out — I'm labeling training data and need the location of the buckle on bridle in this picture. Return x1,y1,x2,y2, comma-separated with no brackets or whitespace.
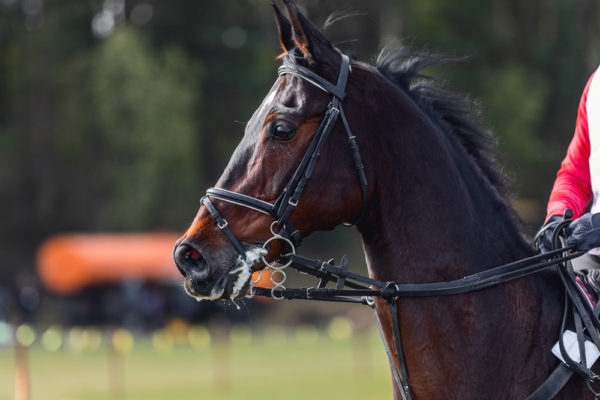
217,219,228,230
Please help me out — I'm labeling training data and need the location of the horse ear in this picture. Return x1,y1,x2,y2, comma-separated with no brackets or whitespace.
272,2,294,54
283,0,336,65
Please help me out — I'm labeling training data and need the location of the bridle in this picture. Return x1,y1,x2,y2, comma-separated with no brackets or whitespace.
201,52,367,258
196,53,600,400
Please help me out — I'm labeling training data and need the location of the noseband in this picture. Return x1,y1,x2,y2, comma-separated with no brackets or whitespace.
201,53,368,258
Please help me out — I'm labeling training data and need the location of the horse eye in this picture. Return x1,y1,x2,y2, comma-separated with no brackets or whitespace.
269,121,297,141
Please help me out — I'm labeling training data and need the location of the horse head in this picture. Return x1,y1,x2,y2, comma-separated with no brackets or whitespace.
173,1,369,301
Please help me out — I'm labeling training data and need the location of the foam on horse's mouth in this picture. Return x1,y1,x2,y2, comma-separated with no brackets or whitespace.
228,247,267,299
184,247,267,301
185,275,226,301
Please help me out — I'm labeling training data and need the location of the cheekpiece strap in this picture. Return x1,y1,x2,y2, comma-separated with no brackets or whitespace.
201,196,247,257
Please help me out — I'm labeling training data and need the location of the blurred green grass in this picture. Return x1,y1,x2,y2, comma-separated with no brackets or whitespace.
0,326,392,400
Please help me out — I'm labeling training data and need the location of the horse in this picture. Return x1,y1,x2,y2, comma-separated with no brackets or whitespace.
172,1,593,398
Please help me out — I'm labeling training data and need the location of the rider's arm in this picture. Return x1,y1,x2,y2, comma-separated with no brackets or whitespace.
546,71,597,220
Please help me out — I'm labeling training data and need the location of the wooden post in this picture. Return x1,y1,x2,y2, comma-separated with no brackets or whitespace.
349,308,373,377
209,318,232,392
14,342,30,400
106,329,125,398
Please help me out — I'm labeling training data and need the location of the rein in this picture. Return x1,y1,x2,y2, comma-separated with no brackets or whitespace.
251,247,583,301
198,52,600,399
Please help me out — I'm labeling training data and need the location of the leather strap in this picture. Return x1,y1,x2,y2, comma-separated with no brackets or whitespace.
340,105,368,224
206,188,275,216
369,298,410,400
277,54,350,100
256,250,583,299
526,364,575,400
388,299,412,400
201,196,246,257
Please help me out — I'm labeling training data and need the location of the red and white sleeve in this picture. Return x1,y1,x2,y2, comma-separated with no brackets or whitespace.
546,69,598,220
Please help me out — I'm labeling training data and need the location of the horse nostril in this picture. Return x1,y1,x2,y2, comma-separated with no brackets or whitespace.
173,243,209,279
188,247,202,260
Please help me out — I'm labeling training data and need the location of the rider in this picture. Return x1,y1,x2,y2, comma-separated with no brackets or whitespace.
536,64,600,296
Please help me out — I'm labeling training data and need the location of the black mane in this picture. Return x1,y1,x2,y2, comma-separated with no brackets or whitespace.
375,46,511,200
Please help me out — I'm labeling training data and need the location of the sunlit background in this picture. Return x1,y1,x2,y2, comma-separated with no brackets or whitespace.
1,0,599,399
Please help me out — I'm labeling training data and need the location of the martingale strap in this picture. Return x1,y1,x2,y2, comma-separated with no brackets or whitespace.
367,297,411,400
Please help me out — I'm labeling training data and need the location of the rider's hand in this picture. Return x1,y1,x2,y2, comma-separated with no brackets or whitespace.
565,213,600,252
534,215,562,254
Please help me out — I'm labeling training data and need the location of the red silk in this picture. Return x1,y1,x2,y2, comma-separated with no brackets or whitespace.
546,72,596,221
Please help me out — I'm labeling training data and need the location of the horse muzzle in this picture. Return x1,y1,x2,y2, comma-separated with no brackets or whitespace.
173,240,225,299
173,239,268,300
173,241,210,280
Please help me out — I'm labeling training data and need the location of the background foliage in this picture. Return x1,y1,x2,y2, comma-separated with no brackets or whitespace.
1,0,599,284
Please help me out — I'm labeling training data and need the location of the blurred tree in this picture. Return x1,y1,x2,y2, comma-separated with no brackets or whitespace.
88,28,200,230
0,3,200,281
0,0,599,284
401,0,600,224
0,1,96,281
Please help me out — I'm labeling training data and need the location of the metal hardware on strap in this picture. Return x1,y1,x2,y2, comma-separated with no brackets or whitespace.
257,222,297,301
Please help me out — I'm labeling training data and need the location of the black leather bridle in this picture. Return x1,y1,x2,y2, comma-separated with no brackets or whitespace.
201,52,367,258
196,53,600,400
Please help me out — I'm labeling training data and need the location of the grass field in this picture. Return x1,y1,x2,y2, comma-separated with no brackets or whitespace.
0,323,392,400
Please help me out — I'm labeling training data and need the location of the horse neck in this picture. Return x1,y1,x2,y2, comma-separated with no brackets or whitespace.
352,78,568,397
355,83,532,284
